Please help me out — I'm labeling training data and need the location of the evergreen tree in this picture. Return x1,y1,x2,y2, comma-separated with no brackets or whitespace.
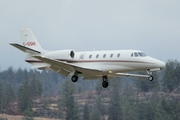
22,107,34,120
90,105,101,120
96,97,106,118
136,72,159,92
123,80,133,98
73,101,80,120
37,80,43,96
122,99,138,120
15,68,24,83
3,84,15,111
154,99,169,120
61,79,79,120
30,74,43,98
57,98,64,119
6,67,15,82
0,82,3,113
108,78,122,120
160,99,180,120
136,102,156,120
89,96,105,120
82,104,90,120
96,81,103,95
18,72,33,113
162,60,180,92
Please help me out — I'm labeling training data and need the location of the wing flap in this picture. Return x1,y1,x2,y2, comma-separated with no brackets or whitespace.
49,65,70,76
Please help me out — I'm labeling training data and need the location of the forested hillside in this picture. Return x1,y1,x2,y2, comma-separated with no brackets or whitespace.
0,59,180,120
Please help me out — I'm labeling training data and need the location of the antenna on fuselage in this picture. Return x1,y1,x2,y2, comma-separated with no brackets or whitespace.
93,48,96,51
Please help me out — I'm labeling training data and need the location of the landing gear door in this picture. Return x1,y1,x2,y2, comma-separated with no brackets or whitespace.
79,53,85,62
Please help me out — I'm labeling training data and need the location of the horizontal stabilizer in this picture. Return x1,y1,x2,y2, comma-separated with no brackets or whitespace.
10,43,41,54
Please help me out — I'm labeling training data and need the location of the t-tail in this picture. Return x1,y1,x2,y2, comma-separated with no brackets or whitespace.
10,28,45,54
10,28,48,69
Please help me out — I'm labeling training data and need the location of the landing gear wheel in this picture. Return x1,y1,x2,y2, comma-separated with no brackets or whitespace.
71,75,78,82
102,81,109,88
102,76,108,88
148,75,154,81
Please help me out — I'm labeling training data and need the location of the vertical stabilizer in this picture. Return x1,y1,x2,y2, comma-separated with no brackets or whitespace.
20,28,44,52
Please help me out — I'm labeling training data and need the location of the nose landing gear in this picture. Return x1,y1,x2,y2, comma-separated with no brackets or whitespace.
146,70,154,81
148,75,154,81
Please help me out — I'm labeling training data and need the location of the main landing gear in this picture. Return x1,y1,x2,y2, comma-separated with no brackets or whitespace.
71,75,78,82
71,71,79,82
71,73,109,88
102,76,109,88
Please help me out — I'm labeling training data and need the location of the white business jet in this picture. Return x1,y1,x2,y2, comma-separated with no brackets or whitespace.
10,28,165,88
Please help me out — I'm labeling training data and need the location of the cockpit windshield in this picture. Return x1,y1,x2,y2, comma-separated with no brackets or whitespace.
130,52,147,57
138,52,146,57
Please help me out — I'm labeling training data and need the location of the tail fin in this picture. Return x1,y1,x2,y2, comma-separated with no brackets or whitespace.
20,28,44,52
10,28,49,69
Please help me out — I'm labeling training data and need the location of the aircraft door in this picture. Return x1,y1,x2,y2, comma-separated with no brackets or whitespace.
79,53,85,62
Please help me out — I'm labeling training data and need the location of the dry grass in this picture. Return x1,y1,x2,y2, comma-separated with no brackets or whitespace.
0,114,61,120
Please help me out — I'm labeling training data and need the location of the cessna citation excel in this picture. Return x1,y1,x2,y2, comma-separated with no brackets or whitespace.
10,28,165,88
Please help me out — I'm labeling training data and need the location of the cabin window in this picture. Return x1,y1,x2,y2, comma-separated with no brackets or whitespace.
134,52,139,57
117,53,120,57
103,54,106,58
96,54,99,58
110,54,113,58
131,53,133,57
89,54,92,59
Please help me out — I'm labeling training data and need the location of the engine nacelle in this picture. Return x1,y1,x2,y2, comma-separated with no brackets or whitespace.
45,50,75,60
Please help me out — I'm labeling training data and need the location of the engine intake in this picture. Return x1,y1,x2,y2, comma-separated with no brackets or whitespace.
70,50,75,58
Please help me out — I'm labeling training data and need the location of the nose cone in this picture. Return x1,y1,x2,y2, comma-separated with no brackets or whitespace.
157,60,165,69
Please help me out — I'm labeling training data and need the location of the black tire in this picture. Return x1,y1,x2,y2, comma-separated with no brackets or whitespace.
148,75,154,81
71,75,78,82
102,81,109,88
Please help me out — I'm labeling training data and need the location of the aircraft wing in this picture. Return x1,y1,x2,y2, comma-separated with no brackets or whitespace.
33,56,102,76
115,73,150,78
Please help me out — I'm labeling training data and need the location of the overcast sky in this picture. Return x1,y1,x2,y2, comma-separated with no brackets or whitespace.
0,0,180,70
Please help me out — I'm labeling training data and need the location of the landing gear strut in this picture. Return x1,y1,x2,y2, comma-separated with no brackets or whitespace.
102,76,108,88
146,70,154,81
